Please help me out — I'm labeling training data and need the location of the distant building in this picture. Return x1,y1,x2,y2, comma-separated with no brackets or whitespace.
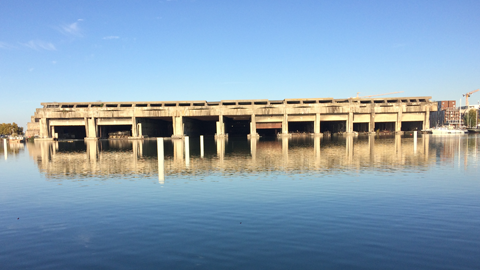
436,100,461,126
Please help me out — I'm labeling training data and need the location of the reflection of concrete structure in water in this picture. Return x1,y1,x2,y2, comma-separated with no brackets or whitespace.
28,140,158,179
2,140,26,159
28,135,480,181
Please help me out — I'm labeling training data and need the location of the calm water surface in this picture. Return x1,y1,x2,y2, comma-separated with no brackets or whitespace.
1,135,479,269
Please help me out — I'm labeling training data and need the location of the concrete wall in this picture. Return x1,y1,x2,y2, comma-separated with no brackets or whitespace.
27,96,437,140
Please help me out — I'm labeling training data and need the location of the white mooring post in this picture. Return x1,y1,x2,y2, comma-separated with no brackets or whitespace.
157,138,164,184
414,131,417,153
200,135,204,158
185,136,190,167
3,139,7,160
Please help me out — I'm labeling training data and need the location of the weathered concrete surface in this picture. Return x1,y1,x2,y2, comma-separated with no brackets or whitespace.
26,97,437,140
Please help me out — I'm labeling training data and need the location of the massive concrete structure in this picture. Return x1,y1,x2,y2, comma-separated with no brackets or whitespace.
26,96,437,140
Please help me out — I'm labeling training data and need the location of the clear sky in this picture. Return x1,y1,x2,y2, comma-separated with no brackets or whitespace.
1,0,479,128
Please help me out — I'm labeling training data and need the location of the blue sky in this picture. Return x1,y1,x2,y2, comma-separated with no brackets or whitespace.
1,0,479,127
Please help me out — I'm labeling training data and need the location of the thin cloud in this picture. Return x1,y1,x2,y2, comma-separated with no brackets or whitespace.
23,40,56,51
59,20,83,37
103,36,119,40
0,41,15,49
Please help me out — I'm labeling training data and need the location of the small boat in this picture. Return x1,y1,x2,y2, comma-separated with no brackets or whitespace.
430,127,468,135
467,128,480,133
8,135,25,143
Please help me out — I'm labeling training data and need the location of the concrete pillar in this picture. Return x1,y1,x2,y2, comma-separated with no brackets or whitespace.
137,123,142,138
369,113,375,133
86,117,97,139
173,138,184,161
282,114,288,135
250,114,258,137
131,117,138,137
347,112,354,133
396,111,402,132
39,118,49,138
216,115,225,137
185,136,190,167
172,116,184,138
423,107,430,130
314,113,321,134
157,138,164,184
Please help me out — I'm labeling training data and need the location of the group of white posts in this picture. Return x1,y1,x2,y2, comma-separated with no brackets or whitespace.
157,135,206,184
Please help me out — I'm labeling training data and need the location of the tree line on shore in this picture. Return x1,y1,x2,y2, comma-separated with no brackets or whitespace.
0,123,24,135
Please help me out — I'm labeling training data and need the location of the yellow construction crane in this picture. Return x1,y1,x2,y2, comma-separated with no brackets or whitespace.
463,89,479,108
355,91,404,98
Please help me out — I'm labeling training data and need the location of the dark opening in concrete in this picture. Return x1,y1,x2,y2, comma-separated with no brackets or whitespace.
289,121,314,133
137,117,173,137
183,116,216,136
256,122,281,137
98,125,132,139
353,123,369,132
321,121,346,133
54,126,86,139
401,121,423,131
225,118,250,137
374,122,395,132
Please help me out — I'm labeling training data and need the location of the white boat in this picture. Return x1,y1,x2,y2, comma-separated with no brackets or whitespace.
8,135,25,143
430,127,468,135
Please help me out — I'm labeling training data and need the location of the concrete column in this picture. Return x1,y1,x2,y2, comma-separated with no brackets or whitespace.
157,138,164,184
282,114,288,135
250,114,258,137
173,138,184,161
347,112,354,133
172,116,184,138
369,113,375,133
396,111,402,132
131,117,138,137
314,113,321,135
423,107,430,130
39,118,49,138
216,115,225,137
86,117,98,139
137,123,142,138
